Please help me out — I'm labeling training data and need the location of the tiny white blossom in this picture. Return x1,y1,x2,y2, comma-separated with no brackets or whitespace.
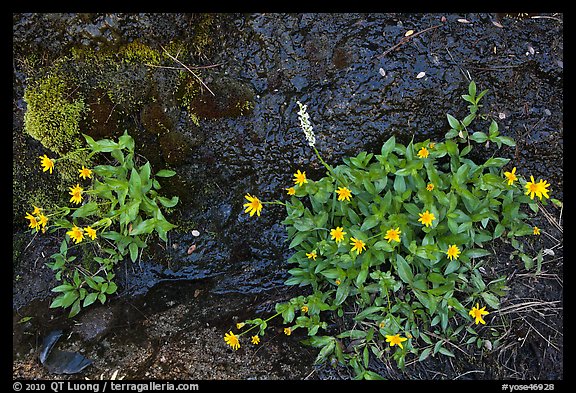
296,101,316,147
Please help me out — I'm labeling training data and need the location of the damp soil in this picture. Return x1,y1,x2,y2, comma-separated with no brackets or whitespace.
13,13,563,381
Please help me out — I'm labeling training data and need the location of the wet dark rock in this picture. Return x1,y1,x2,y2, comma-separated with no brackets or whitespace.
72,305,117,343
140,101,176,136
189,75,255,119
82,88,124,140
158,130,195,166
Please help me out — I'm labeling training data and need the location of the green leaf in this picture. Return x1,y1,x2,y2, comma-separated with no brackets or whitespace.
470,132,488,143
294,217,315,231
393,175,406,193
476,89,489,102
494,223,505,238
445,129,459,139
360,215,380,231
464,248,492,259
347,208,361,225
105,282,118,295
129,218,157,236
373,240,394,252
461,94,475,105
69,298,82,318
438,347,455,357
447,114,461,130
481,292,500,309
419,347,432,362
428,272,446,284
461,113,476,127
129,168,142,196
468,81,477,97
83,292,98,308
381,136,396,159
520,253,534,270
118,132,135,151
129,242,139,263
488,120,499,136
403,203,421,217
60,290,80,308
72,201,99,218
335,281,350,305
498,136,516,146
17,316,33,324
95,139,120,152
155,169,176,177
395,254,413,284
445,140,458,156
51,283,75,293
364,371,386,380
354,306,385,321
356,264,369,287
484,157,510,168
444,259,460,275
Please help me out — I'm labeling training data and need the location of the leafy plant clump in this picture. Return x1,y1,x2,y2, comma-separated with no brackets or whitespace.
23,132,179,317
226,82,557,379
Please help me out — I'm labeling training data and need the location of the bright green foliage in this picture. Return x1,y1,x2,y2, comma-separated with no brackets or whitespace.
23,73,86,156
252,82,552,379
43,131,178,317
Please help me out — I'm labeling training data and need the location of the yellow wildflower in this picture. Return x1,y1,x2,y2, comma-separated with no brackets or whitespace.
533,226,540,235
469,303,489,325
418,210,436,227
504,167,518,186
286,187,296,195
224,331,240,350
79,166,93,180
330,227,346,243
384,227,401,243
293,170,307,187
446,244,461,261
284,327,292,336
336,186,352,202
350,237,366,255
385,334,408,349
66,225,84,244
243,194,263,217
535,178,551,200
524,176,551,200
25,212,40,230
426,183,434,191
306,250,317,260
32,205,42,216
69,184,84,205
236,322,245,330
301,305,308,313
39,154,54,174
417,147,429,159
84,226,97,240
251,335,260,345
38,213,49,229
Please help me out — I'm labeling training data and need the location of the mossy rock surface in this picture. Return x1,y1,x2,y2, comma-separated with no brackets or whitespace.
188,75,255,119
23,72,86,155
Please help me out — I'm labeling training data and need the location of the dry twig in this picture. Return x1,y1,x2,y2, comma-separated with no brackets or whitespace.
158,45,218,96
377,24,444,59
